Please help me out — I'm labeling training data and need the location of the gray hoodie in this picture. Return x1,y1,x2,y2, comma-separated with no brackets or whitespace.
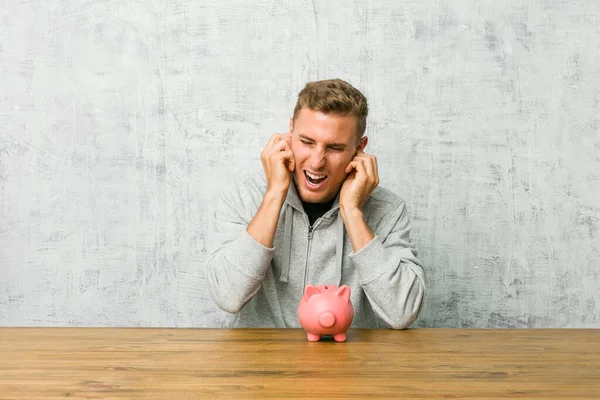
205,171,426,329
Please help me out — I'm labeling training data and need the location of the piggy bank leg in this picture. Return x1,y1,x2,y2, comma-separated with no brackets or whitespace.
307,333,321,342
333,333,347,342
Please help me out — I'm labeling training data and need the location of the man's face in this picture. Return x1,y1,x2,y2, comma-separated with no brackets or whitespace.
289,108,367,204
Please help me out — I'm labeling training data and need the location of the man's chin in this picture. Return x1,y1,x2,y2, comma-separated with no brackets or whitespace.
297,186,335,204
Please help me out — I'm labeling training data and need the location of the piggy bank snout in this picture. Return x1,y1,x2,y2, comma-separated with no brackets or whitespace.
319,311,336,328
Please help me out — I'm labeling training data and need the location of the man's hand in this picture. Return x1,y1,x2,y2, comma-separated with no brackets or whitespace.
339,150,379,252
247,133,295,248
339,150,379,213
261,133,295,196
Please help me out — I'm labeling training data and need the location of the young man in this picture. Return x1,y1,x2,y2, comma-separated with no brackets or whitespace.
206,79,425,329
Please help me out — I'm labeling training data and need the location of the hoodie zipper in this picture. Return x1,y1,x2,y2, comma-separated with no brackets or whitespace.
303,219,319,289
303,226,313,289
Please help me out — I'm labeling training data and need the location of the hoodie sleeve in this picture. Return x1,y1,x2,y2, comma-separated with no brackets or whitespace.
348,201,426,329
205,182,274,314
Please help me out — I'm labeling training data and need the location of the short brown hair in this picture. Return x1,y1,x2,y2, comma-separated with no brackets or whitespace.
293,79,369,139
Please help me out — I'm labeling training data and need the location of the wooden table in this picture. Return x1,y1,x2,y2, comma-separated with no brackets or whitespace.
1,328,599,399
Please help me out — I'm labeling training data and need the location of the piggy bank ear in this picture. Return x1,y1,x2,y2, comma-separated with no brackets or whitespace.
304,285,321,301
335,285,351,302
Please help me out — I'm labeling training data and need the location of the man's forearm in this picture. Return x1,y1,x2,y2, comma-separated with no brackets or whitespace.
346,202,426,329
206,186,285,314
340,206,375,252
246,190,287,248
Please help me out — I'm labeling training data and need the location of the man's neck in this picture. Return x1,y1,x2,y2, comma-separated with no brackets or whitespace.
302,198,335,227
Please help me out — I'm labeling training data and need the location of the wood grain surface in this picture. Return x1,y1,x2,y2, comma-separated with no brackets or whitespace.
1,328,599,399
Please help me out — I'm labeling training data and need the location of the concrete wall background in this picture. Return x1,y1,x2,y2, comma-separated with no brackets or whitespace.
1,0,599,328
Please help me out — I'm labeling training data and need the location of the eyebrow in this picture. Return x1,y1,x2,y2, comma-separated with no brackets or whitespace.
298,134,347,149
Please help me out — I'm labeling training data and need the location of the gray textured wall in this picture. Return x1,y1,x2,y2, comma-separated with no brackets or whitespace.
1,0,599,328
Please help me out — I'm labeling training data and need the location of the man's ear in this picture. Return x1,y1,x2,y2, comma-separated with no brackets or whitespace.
289,117,294,132
357,136,368,152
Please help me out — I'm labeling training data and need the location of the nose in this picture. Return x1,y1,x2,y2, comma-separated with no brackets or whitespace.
308,148,326,169
319,311,336,328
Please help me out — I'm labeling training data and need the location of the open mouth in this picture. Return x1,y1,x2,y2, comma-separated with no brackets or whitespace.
304,170,327,188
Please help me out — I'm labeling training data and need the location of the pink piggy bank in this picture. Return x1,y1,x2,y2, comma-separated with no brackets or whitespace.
298,284,354,342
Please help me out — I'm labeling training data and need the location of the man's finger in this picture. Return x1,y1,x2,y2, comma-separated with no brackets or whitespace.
362,156,376,182
267,133,282,147
371,155,379,180
359,154,378,180
345,160,358,174
284,140,296,171
264,139,285,159
353,159,367,181
353,151,371,159
267,139,287,155
278,139,288,151
354,153,378,181
281,150,295,172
